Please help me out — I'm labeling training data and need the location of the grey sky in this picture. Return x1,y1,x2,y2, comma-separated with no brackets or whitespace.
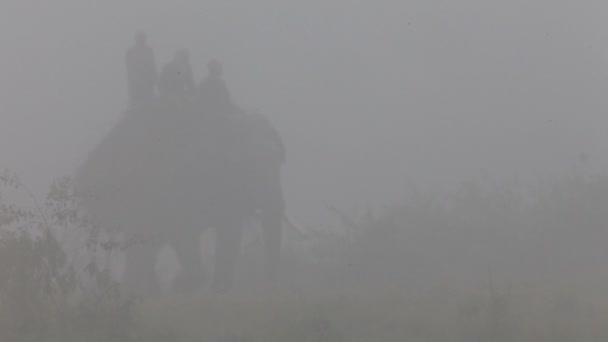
1,0,607,224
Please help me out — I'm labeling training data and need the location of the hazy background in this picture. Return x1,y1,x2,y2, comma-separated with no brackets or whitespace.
1,0,607,226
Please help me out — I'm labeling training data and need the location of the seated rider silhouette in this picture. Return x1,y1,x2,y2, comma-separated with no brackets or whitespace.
158,49,195,100
198,59,236,116
125,31,157,109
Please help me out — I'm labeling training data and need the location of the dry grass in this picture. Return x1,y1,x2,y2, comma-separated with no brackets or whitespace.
128,287,608,342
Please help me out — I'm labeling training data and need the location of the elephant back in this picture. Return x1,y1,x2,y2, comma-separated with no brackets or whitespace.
74,103,284,234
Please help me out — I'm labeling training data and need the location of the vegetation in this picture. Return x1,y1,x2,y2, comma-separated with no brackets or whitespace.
0,171,132,342
1,169,608,341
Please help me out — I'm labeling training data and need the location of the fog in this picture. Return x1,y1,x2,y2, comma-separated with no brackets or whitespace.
2,1,606,222
1,0,608,340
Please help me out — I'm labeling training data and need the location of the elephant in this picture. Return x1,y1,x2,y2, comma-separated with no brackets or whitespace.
74,96,285,295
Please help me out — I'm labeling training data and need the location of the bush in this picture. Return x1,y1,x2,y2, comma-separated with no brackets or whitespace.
3,168,608,341
0,170,133,342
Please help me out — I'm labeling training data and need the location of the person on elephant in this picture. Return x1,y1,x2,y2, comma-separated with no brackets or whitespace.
158,49,196,101
198,59,236,117
175,48,196,95
125,31,157,109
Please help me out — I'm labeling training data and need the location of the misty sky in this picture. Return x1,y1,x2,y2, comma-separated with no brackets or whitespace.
1,0,607,224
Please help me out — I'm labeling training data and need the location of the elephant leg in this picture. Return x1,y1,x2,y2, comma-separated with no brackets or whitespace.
171,228,205,295
261,211,283,287
122,234,160,297
259,173,285,288
212,220,245,293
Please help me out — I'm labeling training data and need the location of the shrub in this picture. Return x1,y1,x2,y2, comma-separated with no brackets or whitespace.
0,170,133,342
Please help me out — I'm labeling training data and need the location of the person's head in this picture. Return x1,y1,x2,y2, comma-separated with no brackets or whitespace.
208,59,223,78
135,31,147,46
